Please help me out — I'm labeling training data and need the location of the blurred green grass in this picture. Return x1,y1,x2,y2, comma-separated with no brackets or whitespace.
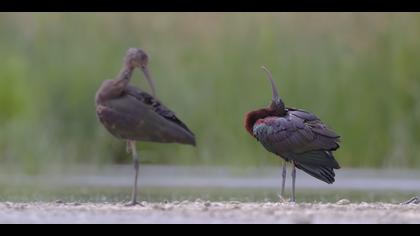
1,13,420,173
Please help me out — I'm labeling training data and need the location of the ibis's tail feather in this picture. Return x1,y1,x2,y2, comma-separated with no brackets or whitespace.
290,150,340,169
294,162,336,184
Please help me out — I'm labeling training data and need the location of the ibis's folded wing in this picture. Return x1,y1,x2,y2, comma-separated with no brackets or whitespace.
96,86,195,145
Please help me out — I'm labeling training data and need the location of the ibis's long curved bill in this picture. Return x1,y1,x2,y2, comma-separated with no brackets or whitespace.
261,66,279,101
141,65,156,97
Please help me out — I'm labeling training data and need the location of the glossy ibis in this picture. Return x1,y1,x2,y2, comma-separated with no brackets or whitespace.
244,66,341,202
95,48,196,205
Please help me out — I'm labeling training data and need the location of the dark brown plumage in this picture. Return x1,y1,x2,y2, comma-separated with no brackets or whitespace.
244,66,340,202
95,48,195,205
96,84,195,145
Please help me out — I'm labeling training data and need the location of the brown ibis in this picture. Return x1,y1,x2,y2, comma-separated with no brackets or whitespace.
95,48,196,205
244,66,341,202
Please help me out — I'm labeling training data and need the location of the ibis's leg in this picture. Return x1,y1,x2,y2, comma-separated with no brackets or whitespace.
291,161,296,203
401,196,420,205
126,140,141,206
126,141,131,154
280,161,287,200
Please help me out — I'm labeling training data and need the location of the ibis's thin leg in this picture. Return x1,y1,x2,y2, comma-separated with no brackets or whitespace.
126,141,131,154
291,161,296,203
127,140,141,206
280,161,287,200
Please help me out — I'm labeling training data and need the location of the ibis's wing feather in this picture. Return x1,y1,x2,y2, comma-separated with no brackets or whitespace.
96,86,195,145
286,107,320,121
288,108,340,140
125,85,194,135
253,110,340,167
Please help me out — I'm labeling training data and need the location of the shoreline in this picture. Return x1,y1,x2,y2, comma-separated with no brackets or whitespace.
1,201,420,224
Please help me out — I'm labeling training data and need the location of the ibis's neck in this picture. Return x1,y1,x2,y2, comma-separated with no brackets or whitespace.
244,106,287,137
111,64,135,93
116,64,135,83
96,64,134,104
244,108,273,136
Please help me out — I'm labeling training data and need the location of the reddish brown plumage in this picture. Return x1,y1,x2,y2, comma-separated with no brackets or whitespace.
244,108,274,136
244,66,341,202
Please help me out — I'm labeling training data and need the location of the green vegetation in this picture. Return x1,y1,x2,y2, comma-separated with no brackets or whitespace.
1,13,420,172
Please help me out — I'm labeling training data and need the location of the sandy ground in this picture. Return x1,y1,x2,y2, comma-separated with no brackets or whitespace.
1,200,420,224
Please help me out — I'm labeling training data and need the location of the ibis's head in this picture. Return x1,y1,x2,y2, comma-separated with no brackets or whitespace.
261,66,285,114
125,48,149,68
124,48,156,97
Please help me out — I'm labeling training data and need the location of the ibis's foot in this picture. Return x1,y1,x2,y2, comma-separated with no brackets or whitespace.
401,196,420,205
289,199,296,204
125,201,144,207
277,194,288,203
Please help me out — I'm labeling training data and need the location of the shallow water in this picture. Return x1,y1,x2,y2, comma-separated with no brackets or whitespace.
1,165,419,203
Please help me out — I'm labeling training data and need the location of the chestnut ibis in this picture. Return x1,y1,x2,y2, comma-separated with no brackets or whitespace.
244,66,341,202
95,48,196,205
